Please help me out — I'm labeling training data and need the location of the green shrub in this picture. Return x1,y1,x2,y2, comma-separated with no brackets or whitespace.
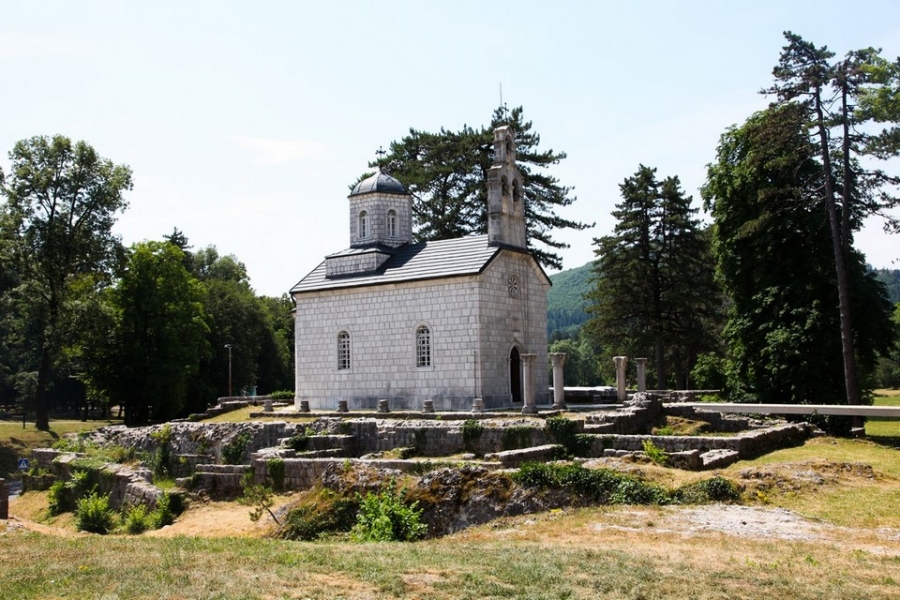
222,431,252,464
280,492,360,541
149,492,181,528
501,426,533,451
149,424,173,478
461,419,483,453
351,486,427,542
48,470,93,515
74,492,115,534
513,462,670,505
642,439,668,466
545,417,592,457
122,504,151,534
47,480,73,515
269,390,295,400
674,476,741,504
267,458,286,492
284,432,310,452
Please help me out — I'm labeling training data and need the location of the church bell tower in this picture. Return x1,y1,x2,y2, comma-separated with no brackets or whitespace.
486,125,527,249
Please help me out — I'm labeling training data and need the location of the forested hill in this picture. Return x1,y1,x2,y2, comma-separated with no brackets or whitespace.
547,265,900,340
873,268,900,304
547,261,594,338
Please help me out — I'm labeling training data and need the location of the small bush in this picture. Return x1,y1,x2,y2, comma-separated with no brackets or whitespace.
222,431,252,464
513,462,670,505
122,504,151,534
501,426,533,451
642,439,668,466
150,424,173,478
48,480,73,515
48,470,93,515
674,476,741,504
351,486,427,542
149,492,182,528
461,419,484,453
74,492,115,534
546,417,591,457
284,432,310,452
269,390,295,400
267,458,285,492
280,491,359,541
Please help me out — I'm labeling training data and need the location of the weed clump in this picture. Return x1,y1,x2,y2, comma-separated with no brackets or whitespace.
673,476,741,504
351,485,427,542
513,462,669,505
74,491,115,534
280,490,359,541
222,431,252,464
462,419,483,454
545,417,592,457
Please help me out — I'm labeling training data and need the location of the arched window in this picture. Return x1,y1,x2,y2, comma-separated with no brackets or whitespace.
501,176,509,197
337,331,351,370
359,211,368,238
387,210,398,238
416,325,431,368
512,179,521,203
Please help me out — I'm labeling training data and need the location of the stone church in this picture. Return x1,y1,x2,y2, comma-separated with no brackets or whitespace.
291,126,550,411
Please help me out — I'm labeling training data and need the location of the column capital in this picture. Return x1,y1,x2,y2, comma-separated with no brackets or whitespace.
549,352,567,367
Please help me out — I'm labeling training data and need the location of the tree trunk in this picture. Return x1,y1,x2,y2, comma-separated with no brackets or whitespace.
814,90,861,407
33,343,52,431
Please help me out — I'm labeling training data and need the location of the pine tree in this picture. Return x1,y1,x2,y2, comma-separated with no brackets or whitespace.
370,106,591,270
585,166,721,389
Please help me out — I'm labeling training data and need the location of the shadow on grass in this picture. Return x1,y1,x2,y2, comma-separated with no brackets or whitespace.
865,434,900,449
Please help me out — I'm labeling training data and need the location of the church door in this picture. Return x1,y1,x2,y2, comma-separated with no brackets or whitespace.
509,347,522,403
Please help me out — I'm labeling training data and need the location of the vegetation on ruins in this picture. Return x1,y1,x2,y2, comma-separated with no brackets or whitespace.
366,105,592,270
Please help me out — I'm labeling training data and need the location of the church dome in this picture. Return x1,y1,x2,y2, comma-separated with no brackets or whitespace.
350,171,407,196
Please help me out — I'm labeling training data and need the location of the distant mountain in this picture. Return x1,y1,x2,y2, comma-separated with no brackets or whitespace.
547,261,594,338
872,268,900,304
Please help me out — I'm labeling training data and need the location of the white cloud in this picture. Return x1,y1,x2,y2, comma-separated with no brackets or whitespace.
234,136,329,165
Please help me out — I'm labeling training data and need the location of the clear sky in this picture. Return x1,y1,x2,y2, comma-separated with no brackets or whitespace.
2,1,898,296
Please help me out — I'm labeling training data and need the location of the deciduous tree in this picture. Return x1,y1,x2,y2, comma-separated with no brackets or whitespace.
0,136,131,429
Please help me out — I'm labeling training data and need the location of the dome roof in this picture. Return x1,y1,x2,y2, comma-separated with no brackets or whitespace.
350,171,407,196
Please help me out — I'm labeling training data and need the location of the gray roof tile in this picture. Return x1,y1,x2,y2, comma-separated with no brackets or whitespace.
291,234,501,293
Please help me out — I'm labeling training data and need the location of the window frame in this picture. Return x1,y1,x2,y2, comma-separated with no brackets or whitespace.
415,324,432,368
337,330,351,371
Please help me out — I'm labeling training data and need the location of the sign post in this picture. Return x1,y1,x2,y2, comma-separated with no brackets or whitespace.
17,458,29,472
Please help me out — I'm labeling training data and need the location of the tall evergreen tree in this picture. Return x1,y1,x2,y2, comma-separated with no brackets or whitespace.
765,32,900,408
585,165,721,389
370,106,591,270
703,103,895,422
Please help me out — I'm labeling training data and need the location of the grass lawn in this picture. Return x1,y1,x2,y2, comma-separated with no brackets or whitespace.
867,389,900,442
0,419,120,479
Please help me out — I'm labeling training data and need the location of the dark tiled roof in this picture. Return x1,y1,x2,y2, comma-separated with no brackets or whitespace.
291,234,502,293
349,171,407,196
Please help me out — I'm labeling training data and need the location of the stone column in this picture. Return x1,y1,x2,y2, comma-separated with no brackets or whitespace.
549,352,567,410
635,358,648,392
521,353,538,414
613,356,628,402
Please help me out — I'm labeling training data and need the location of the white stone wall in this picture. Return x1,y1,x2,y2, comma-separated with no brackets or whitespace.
476,251,550,406
295,276,482,411
294,251,549,411
348,192,412,247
